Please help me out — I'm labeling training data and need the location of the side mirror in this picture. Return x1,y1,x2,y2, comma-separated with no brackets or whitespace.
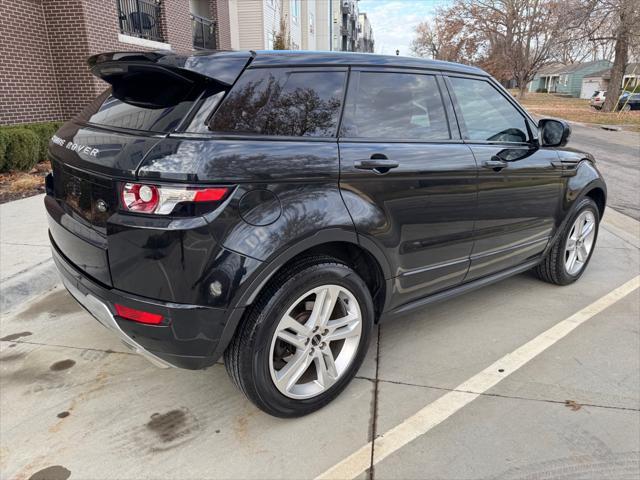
538,119,571,147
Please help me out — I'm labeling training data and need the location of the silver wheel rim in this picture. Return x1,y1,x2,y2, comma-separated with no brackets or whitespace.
565,210,596,275
269,284,362,399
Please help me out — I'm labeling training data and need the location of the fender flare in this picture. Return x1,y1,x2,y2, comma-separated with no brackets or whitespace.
209,228,393,360
543,161,606,257
233,227,392,308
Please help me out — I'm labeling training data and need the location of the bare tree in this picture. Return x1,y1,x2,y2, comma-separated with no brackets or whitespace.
412,0,571,98
597,0,640,111
411,5,482,63
273,14,291,50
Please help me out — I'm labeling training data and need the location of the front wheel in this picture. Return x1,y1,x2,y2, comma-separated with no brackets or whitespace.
535,198,600,285
224,256,374,417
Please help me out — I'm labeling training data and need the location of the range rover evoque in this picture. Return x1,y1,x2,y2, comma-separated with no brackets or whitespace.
46,50,606,417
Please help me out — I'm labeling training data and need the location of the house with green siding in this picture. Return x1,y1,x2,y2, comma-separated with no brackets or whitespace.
528,60,613,97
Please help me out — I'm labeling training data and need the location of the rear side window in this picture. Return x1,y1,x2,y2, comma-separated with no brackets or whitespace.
340,72,450,140
210,69,346,137
77,89,195,133
449,77,529,143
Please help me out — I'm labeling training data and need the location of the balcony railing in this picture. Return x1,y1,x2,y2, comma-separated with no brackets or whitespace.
192,14,217,50
117,0,163,42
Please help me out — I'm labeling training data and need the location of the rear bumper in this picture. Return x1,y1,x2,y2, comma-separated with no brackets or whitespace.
51,240,243,370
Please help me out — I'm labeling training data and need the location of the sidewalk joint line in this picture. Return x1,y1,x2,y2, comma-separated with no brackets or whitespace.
1,257,53,283
371,377,640,413
0,339,136,356
368,325,382,480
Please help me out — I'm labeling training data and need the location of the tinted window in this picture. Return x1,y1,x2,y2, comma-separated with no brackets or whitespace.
449,77,529,143
341,72,450,140
77,89,195,133
210,69,345,137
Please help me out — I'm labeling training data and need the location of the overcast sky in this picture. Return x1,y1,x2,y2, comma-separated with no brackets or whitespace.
358,0,452,56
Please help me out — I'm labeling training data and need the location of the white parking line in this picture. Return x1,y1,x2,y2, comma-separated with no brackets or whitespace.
316,275,640,480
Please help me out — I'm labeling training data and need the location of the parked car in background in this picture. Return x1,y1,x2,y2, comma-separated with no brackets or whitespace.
617,92,640,111
589,90,606,109
46,50,606,417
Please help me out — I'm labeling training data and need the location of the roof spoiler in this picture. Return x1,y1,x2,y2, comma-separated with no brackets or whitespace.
87,51,254,108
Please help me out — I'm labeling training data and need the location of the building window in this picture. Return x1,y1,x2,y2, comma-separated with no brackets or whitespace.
116,0,163,42
291,0,300,23
191,14,217,50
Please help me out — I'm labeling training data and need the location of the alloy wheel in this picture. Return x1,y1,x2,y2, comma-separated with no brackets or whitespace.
564,210,596,275
268,284,362,399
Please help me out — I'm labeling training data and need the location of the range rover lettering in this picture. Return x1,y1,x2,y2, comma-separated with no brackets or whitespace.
46,51,606,417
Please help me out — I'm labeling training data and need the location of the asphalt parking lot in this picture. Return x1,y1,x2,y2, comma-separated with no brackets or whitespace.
1,208,638,479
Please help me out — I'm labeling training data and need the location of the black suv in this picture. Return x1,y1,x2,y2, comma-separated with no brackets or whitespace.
46,50,606,417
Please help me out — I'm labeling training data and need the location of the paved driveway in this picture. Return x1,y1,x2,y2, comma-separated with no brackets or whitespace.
1,212,638,479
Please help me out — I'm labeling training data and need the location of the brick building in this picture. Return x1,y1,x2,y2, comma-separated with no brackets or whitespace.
0,0,221,125
0,0,376,127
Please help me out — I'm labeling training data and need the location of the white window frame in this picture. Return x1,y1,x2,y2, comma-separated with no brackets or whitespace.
291,0,300,23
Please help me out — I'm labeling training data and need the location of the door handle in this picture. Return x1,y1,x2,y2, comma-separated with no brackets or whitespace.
354,156,399,174
483,157,508,171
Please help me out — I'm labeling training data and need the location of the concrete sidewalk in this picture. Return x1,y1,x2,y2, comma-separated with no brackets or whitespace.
0,194,57,313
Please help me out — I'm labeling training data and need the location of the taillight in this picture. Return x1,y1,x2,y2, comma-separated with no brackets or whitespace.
122,183,160,213
115,304,164,325
121,183,229,215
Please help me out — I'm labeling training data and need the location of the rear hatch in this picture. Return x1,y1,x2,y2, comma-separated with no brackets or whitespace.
47,51,252,285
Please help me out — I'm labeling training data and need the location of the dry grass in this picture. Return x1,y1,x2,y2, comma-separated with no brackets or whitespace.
10,175,42,192
0,161,50,203
511,92,640,130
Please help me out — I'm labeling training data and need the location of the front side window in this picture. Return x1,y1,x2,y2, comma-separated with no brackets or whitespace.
340,72,451,140
210,69,345,137
449,77,529,143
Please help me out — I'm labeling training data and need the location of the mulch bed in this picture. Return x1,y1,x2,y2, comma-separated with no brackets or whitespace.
0,161,50,204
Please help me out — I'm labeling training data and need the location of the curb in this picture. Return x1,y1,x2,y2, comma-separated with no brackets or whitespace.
602,208,640,249
0,258,60,314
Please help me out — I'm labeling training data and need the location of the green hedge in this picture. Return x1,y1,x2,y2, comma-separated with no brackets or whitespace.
0,121,62,172
0,134,7,172
2,129,40,171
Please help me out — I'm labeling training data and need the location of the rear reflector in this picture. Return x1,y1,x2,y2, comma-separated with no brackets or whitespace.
115,304,164,325
193,188,228,202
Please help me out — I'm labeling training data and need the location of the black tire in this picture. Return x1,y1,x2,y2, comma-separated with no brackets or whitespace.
224,255,374,417
535,197,600,285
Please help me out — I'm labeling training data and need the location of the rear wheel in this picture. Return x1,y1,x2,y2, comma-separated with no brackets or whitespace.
535,198,599,285
224,256,374,417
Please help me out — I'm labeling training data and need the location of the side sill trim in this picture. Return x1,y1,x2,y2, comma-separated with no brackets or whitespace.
383,259,540,318
470,237,550,261
399,256,469,277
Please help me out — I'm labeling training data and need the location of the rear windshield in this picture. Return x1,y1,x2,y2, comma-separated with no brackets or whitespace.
75,89,196,134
